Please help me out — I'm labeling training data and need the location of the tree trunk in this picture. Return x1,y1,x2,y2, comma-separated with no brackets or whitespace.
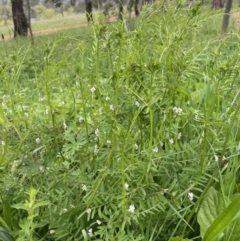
222,0,233,32
11,0,28,37
118,0,123,20
85,0,93,23
212,0,224,9
134,0,140,16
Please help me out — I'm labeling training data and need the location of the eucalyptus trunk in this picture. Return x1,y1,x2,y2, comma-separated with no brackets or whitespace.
11,0,28,37
85,0,93,22
222,0,233,32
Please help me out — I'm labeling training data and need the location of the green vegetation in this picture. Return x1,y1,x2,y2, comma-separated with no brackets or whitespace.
1,3,240,241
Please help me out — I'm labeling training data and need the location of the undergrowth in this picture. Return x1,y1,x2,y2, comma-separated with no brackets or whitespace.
1,3,240,241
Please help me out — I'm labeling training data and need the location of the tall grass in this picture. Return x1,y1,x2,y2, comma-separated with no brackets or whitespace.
1,3,240,241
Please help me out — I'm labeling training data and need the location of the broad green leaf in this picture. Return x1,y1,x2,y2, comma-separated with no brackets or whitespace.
197,186,230,238
171,236,193,241
203,195,240,241
0,227,15,241
231,216,240,240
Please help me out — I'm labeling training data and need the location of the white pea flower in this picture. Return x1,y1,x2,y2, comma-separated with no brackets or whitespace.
124,183,129,190
2,102,7,109
39,166,45,173
106,140,111,144
40,97,46,102
172,107,182,115
169,138,174,144
63,208,68,213
110,105,114,111
134,144,139,150
61,101,65,105
117,158,121,163
50,230,55,234
70,204,75,209
153,146,158,153
24,112,28,117
90,86,96,93
1,141,5,146
178,133,182,139
45,109,49,115
63,122,67,129
2,95,6,99
214,155,218,162
86,208,91,214
94,145,98,155
96,220,101,225
82,184,87,191
36,138,41,144
128,204,135,213
88,228,93,237
105,96,110,101
194,114,199,121
79,117,84,122
135,101,140,107
95,129,99,136
188,192,194,201
99,107,103,115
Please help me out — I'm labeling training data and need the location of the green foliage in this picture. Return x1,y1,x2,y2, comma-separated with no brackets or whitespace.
1,2,240,241
198,187,240,241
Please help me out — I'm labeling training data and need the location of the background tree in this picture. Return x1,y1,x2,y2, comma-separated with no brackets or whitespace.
222,0,233,32
11,0,28,37
212,0,224,9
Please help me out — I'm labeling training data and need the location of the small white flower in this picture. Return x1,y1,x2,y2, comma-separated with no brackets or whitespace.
70,204,75,209
50,230,55,234
153,146,158,153
124,183,129,190
99,107,103,115
24,112,28,117
106,140,111,144
134,143,138,150
63,122,67,129
96,220,101,225
90,86,96,93
63,208,68,213
88,228,93,237
94,145,98,155
178,133,182,139
61,101,65,105
95,129,99,136
194,114,199,121
1,141,5,146
117,158,121,163
169,138,174,144
135,101,140,107
77,94,81,99
40,97,46,102
39,166,45,173
105,96,110,101
188,192,194,201
173,107,182,115
214,155,218,162
86,208,91,214
45,109,49,115
128,204,135,213
110,105,114,111
36,138,41,144
2,95,6,99
2,102,7,109
79,117,84,122
82,184,87,191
